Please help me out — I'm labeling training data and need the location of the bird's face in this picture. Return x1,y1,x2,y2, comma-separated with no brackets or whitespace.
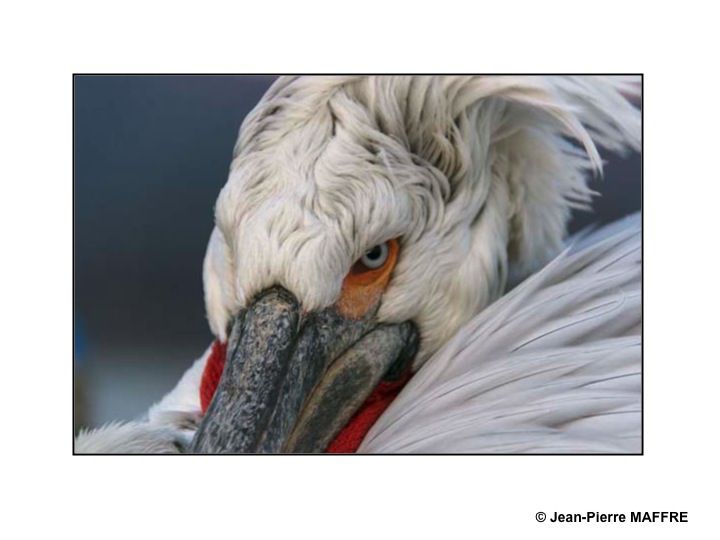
191,76,640,452
193,115,465,453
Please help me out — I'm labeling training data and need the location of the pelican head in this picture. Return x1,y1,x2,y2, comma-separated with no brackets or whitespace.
192,75,640,453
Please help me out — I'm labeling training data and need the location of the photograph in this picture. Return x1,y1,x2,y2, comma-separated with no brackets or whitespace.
7,3,719,537
74,75,642,454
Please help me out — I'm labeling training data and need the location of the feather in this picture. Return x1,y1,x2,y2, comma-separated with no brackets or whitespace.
74,347,210,454
205,75,641,363
75,76,641,453
359,213,641,453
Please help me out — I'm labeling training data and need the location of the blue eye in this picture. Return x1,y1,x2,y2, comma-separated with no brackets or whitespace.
360,242,389,269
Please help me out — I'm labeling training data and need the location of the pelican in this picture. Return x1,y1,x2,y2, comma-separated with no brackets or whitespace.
75,75,641,454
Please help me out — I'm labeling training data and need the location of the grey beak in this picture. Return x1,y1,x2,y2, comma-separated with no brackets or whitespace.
189,286,418,453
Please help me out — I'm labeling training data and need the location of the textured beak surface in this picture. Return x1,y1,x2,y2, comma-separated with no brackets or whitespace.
189,286,418,453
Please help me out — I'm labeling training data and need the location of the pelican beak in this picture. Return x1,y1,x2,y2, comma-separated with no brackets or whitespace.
189,286,418,453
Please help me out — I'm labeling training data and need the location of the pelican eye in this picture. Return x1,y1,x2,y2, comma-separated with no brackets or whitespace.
360,243,390,270
349,240,398,276
340,238,400,318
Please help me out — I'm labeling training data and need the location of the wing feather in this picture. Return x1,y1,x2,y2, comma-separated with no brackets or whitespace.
360,213,641,453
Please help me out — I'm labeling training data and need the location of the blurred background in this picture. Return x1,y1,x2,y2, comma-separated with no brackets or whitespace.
74,75,641,431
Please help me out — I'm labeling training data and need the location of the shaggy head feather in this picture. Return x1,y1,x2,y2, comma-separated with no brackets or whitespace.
204,75,640,365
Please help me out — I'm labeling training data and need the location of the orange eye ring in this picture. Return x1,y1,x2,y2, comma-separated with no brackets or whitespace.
337,239,400,319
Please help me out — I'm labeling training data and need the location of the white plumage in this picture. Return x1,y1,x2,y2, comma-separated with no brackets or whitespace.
361,214,640,453
205,75,639,364
76,75,641,453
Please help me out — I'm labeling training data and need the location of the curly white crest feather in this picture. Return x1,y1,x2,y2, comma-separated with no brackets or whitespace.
204,75,640,364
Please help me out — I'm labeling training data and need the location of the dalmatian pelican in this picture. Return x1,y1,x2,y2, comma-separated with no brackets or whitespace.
75,75,641,454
